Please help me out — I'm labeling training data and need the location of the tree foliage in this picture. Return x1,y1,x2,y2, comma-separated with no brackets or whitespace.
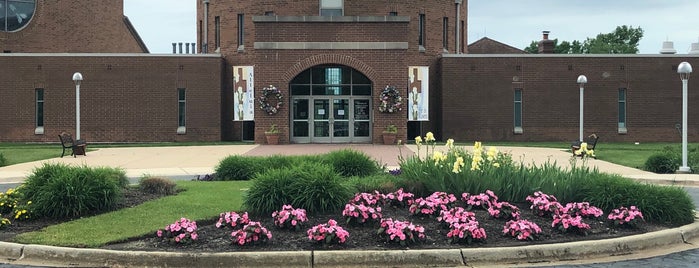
524,25,643,54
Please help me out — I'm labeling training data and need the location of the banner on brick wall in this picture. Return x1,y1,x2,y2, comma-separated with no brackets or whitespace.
408,66,429,121
233,66,255,121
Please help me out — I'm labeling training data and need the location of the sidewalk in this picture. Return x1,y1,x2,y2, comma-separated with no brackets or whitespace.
1,144,698,186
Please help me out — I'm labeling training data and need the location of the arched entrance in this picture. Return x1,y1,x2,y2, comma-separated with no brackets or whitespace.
289,65,372,143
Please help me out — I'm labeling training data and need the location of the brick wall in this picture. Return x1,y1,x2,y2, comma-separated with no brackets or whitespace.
441,55,699,142
0,54,222,142
0,0,146,53
199,0,466,143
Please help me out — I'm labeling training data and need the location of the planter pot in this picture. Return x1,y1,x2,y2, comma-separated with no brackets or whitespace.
382,133,396,145
265,134,279,145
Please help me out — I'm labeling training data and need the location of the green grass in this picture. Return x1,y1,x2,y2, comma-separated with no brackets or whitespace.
13,181,250,247
0,141,248,166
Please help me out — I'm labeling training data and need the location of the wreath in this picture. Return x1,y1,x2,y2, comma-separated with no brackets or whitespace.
259,85,284,115
378,85,403,113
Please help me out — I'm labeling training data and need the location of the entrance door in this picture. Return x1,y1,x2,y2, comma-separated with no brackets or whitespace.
291,96,371,143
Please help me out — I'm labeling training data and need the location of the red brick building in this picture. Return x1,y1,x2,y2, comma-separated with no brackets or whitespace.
0,0,697,144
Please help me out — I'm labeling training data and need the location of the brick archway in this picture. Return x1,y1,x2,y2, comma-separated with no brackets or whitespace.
281,54,379,84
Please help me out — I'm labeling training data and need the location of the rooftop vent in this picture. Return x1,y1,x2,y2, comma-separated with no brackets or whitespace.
689,38,699,54
660,40,677,54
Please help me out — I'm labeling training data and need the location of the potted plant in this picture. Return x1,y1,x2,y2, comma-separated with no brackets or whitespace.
382,124,397,145
265,124,280,145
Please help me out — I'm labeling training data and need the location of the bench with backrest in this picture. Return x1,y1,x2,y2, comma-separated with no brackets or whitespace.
58,132,87,158
571,134,599,158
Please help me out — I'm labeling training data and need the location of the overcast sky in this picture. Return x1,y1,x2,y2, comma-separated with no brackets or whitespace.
124,0,699,54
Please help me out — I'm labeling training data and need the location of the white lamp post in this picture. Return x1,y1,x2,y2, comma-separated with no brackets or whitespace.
577,75,587,142
678,62,692,173
72,72,83,140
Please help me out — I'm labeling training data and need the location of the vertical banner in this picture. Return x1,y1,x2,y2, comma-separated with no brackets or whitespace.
408,66,429,121
233,66,255,121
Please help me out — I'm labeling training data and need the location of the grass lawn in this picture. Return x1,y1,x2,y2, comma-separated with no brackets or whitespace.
0,141,249,166
13,181,251,247
484,141,698,171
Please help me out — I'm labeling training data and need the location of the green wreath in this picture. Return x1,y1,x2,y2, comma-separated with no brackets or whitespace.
259,85,283,115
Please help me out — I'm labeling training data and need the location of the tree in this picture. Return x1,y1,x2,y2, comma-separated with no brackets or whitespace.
524,25,643,54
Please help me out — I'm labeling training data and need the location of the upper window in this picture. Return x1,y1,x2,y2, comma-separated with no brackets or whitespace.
1,0,35,32
418,14,426,48
618,88,627,133
320,0,343,16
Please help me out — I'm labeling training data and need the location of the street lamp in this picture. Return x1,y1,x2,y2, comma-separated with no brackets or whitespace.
678,62,692,173
577,75,587,142
72,72,83,140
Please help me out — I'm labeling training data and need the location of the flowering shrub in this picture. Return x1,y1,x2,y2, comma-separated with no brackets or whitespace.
437,207,477,228
470,142,502,171
231,221,273,246
447,221,487,244
607,206,645,227
157,218,199,244
378,85,402,113
272,205,308,231
0,188,21,214
307,219,350,245
503,219,542,241
382,188,414,207
349,192,383,206
526,191,563,217
487,201,521,220
0,215,10,229
462,190,498,210
409,192,456,216
562,202,603,218
215,211,250,229
377,218,426,246
342,203,382,224
552,213,591,234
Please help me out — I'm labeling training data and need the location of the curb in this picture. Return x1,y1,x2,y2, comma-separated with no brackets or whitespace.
2,221,699,267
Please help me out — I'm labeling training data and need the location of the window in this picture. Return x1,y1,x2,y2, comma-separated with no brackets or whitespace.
35,88,43,134
514,89,523,134
320,0,343,16
214,16,220,49
442,17,448,51
460,20,465,53
237,14,244,50
177,88,186,134
1,0,36,32
618,88,627,133
389,11,398,16
418,14,426,49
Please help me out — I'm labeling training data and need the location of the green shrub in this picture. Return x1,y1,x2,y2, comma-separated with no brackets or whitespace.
644,147,680,173
139,176,177,195
325,149,381,177
23,164,125,219
244,162,351,215
243,168,297,215
347,173,402,193
289,162,352,214
215,155,266,181
0,152,7,167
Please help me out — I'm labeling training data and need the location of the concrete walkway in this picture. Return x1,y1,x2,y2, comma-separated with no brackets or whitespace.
1,144,699,267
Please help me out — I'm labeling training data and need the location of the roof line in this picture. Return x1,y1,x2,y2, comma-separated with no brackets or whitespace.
123,15,150,53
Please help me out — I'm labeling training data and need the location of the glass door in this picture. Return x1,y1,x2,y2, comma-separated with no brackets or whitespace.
291,96,370,143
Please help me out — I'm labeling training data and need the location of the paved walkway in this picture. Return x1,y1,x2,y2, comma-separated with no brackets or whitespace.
1,144,698,186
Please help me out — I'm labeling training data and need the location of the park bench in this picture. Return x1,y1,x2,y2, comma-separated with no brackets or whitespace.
571,134,599,158
59,132,87,158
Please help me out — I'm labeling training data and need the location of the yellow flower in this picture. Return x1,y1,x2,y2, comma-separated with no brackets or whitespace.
432,151,447,163
471,161,480,171
453,157,464,173
493,162,500,168
425,132,435,142
27,201,32,205
415,136,423,145
474,141,482,150
446,139,454,149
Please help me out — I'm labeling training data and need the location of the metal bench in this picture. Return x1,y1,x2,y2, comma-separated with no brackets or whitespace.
59,132,87,158
571,134,598,158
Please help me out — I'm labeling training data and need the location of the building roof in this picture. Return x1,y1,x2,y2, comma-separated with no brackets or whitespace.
123,16,150,53
467,37,527,54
